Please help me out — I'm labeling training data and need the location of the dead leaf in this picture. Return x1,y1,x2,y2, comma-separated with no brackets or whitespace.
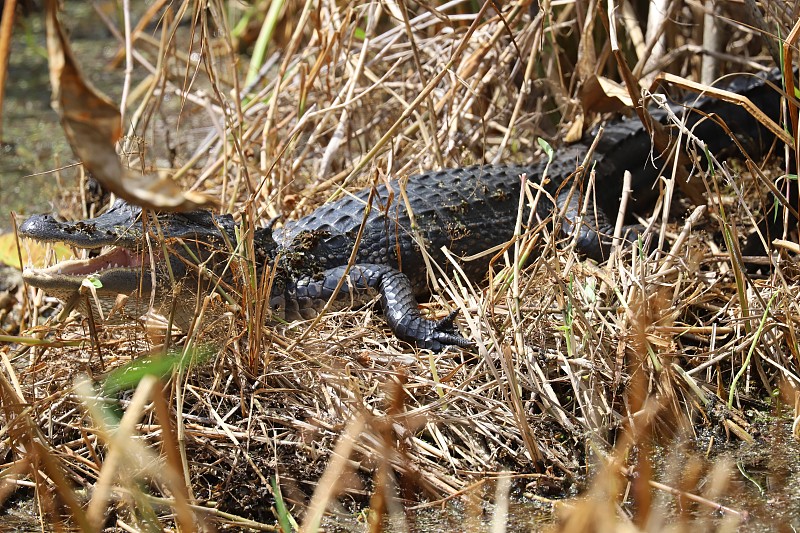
580,75,634,114
575,0,597,81
44,0,216,212
564,112,584,143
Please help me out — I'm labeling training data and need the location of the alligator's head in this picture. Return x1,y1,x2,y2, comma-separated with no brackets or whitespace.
19,199,276,328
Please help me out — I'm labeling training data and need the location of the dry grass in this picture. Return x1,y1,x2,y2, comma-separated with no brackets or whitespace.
2,0,800,530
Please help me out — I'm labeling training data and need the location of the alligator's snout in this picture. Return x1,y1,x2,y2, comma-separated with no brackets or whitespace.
19,200,145,249
17,201,241,329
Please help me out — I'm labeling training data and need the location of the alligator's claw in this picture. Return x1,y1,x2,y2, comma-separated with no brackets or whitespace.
423,309,473,351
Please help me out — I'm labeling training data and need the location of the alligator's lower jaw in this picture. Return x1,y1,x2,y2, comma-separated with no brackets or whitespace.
22,246,151,296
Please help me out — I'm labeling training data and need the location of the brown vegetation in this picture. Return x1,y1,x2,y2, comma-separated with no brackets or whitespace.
1,0,800,530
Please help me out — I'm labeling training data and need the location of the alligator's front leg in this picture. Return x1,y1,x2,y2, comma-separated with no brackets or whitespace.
274,264,471,351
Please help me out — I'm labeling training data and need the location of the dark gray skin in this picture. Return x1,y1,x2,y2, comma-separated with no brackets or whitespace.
19,71,786,350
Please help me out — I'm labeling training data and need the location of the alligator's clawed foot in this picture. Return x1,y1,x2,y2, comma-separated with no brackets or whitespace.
422,309,473,352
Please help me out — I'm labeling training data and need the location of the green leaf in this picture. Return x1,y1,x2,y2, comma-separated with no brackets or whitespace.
101,346,214,395
537,138,554,162
271,476,298,532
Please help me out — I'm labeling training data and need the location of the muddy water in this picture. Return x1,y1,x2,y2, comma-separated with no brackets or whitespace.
317,423,800,532
1,15,73,232
0,4,129,232
647,421,800,532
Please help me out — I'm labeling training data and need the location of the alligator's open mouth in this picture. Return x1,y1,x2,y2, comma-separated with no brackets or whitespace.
22,246,153,295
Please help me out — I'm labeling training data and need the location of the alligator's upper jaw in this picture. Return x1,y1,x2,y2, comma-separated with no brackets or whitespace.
21,246,152,298
17,199,144,249
16,198,240,250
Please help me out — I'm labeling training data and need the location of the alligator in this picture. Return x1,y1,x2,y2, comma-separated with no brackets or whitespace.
18,70,787,350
